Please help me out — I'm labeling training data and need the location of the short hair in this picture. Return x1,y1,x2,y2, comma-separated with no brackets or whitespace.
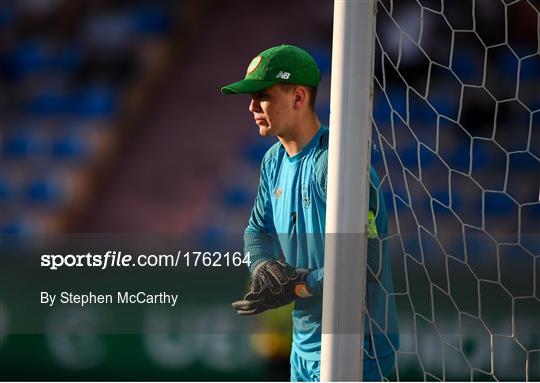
279,83,318,110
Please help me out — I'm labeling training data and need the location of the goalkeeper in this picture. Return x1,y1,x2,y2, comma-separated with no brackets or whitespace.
222,44,399,381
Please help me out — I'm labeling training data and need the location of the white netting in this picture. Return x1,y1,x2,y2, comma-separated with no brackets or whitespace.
368,0,540,380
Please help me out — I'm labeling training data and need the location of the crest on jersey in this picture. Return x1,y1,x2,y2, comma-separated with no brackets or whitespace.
301,184,311,208
274,188,283,198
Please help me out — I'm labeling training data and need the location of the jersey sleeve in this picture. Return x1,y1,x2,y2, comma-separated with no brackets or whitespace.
244,157,281,273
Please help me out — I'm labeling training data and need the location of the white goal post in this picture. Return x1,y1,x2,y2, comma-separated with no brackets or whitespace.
321,0,378,381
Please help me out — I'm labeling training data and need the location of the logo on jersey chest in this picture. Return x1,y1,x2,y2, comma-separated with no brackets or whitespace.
301,184,311,208
274,188,283,198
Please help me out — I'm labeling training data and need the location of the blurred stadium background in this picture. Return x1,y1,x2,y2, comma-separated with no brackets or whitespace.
0,0,538,380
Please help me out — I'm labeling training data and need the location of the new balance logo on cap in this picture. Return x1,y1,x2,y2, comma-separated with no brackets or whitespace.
276,71,291,79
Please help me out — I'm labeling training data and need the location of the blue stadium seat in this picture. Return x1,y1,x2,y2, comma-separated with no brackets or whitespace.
484,191,519,243
3,132,47,159
52,134,90,161
484,191,517,217
24,177,62,205
430,186,449,207
419,144,437,170
519,54,540,80
51,43,82,73
382,139,410,204
428,92,459,121
133,5,172,36
448,145,471,173
382,190,393,212
386,85,407,120
471,139,506,191
420,144,451,205
499,47,519,79
400,145,418,171
508,152,539,171
0,175,9,202
373,87,393,142
24,88,67,116
408,92,437,124
470,139,491,169
450,172,483,227
69,84,118,118
392,189,409,210
83,11,135,49
448,189,462,211
452,51,480,85
394,115,420,176
512,43,538,60
3,39,79,80
0,3,14,30
4,40,50,78
428,65,461,121
506,152,540,204
521,203,540,254
84,4,174,49
1,220,30,234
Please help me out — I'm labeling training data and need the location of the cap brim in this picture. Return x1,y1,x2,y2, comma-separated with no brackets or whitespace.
221,79,279,95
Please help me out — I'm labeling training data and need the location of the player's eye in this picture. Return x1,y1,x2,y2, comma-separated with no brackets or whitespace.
254,93,269,102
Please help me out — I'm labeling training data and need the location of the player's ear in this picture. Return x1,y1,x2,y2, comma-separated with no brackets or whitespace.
292,86,308,110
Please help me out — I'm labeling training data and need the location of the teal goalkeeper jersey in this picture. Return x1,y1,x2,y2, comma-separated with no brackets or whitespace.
244,126,399,362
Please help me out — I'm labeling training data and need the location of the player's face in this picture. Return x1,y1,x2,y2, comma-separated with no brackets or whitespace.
249,84,295,137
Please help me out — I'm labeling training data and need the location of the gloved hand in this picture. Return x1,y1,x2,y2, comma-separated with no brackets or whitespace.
232,260,312,315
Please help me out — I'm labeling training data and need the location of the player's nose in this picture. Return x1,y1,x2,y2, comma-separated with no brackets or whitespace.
249,98,261,113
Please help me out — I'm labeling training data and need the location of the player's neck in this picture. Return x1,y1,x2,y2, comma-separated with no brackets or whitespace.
278,113,321,157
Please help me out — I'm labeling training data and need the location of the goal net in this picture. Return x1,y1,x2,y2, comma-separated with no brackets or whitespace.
368,0,540,380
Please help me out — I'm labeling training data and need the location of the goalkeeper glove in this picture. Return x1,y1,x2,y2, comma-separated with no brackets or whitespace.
232,260,312,316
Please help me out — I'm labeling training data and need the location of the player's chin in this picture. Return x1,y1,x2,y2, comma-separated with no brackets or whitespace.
257,124,273,137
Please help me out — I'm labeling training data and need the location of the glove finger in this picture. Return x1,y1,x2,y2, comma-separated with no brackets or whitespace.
232,300,267,315
254,268,280,295
280,261,298,279
250,274,264,293
232,299,258,310
245,293,279,309
236,307,266,315
247,291,284,310
244,291,264,302
236,309,257,315
266,262,289,284
245,289,282,309
252,267,273,292
262,266,286,294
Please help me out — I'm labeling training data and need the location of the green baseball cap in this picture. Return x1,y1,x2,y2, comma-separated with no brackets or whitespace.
221,44,321,95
